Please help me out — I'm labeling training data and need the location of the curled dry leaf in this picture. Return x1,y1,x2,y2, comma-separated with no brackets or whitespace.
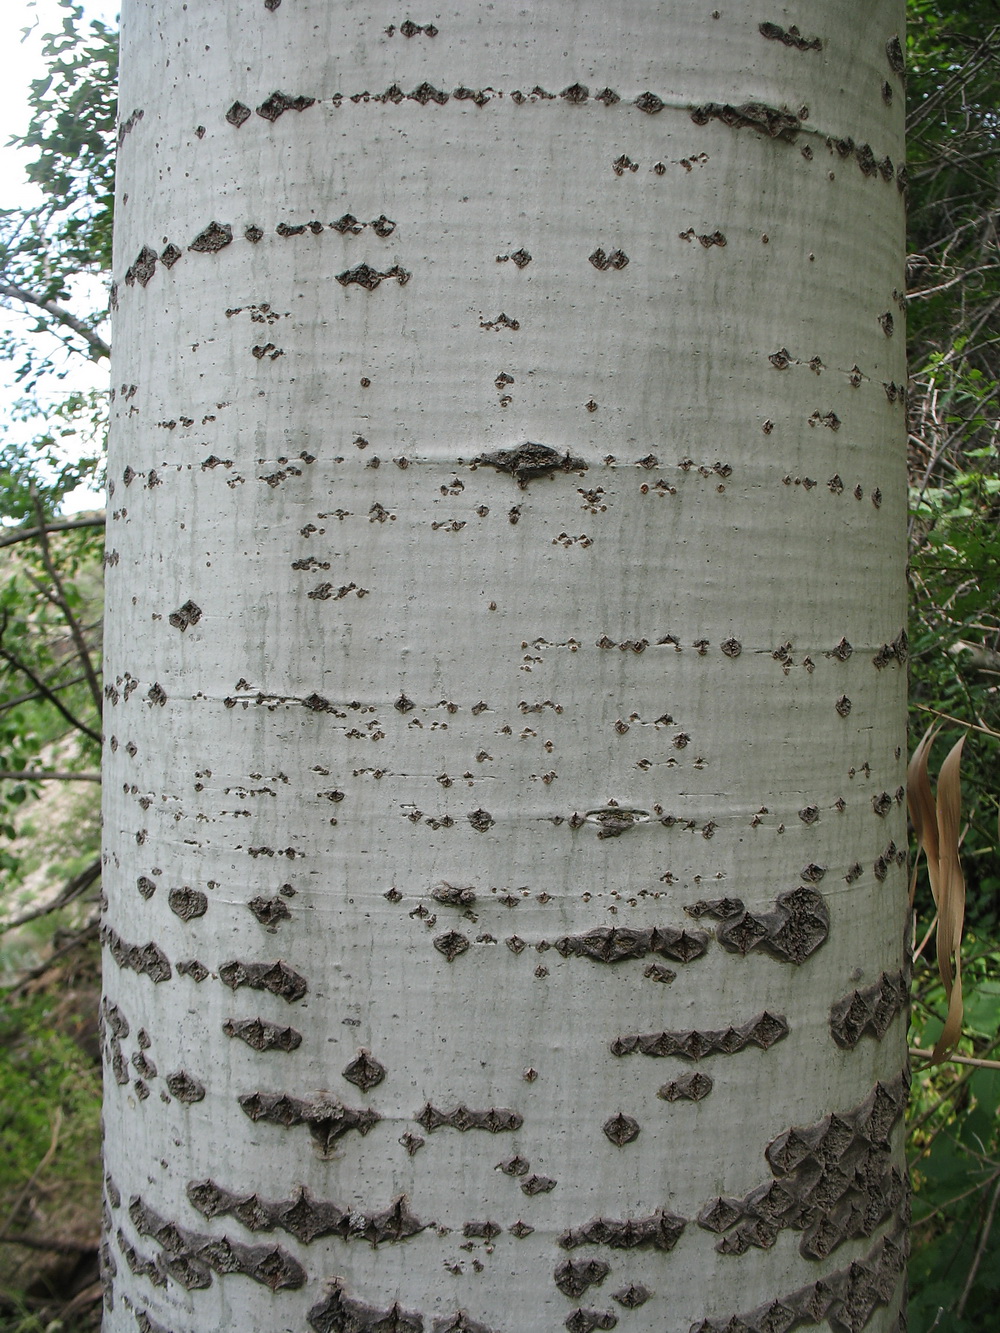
907,726,967,1061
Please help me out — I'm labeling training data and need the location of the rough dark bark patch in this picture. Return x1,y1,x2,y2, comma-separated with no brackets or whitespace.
554,1259,611,1298
238,1091,380,1152
336,263,411,290
309,1282,424,1333
559,1209,685,1252
602,1113,640,1146
168,600,202,631
829,970,908,1048
165,1070,205,1102
167,886,208,921
128,1195,305,1291
223,1017,302,1052
415,1103,522,1133
219,959,307,1002
433,931,470,962
565,1311,617,1333
697,1071,908,1262
256,91,315,120
247,895,292,927
691,101,801,140
472,443,587,488
611,1011,789,1060
101,924,172,982
759,22,822,51
432,883,476,907
342,1049,386,1091
692,1222,907,1332
658,1071,713,1102
521,1174,557,1195
187,1180,425,1246
612,1285,650,1308
684,886,830,963
553,924,709,965
188,221,233,253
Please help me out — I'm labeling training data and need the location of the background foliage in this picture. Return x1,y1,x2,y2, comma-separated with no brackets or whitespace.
0,1,997,1327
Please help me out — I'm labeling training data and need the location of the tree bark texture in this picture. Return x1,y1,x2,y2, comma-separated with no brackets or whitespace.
103,3,908,1330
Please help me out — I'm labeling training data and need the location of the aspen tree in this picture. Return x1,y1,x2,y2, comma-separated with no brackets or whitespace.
103,3,909,1330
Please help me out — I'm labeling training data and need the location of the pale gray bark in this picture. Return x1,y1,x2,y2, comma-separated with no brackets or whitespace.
103,3,908,1331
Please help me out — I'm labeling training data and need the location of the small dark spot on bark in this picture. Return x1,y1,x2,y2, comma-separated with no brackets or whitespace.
189,221,233,253
248,896,291,928
555,1259,611,1298
886,35,905,75
342,1049,386,1092
219,959,307,1002
658,1071,713,1102
521,1174,557,1195
589,248,629,270
602,1112,641,1149
612,1285,650,1309
168,600,202,631
635,91,664,114
758,22,822,51
559,1210,685,1253
691,101,801,140
168,886,208,921
166,1070,205,1102
223,1017,301,1052
433,931,470,962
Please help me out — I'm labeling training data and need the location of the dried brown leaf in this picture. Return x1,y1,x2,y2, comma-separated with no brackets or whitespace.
907,725,940,907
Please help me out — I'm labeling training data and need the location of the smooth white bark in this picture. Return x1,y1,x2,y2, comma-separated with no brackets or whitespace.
104,4,908,1330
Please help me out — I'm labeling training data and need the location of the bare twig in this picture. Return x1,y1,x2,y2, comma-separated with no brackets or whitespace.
957,1173,1000,1318
0,281,110,359
0,769,100,782
0,614,102,746
0,1108,63,1242
914,704,1000,739
0,857,101,934
2,917,100,999
0,1233,96,1254
0,516,104,552
30,488,103,720
0,673,88,714
910,1046,1000,1071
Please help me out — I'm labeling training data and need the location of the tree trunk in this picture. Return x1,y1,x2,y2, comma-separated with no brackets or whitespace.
103,3,909,1330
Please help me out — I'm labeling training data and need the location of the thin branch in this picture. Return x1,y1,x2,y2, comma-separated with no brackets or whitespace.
0,769,100,782
0,516,104,552
30,488,103,720
0,615,102,747
0,281,110,359
1,917,100,1000
957,1173,1000,1318
0,1108,62,1242
910,1047,1000,1071
0,673,89,715
913,705,1000,739
0,857,101,934
909,1034,1000,1136
0,1233,96,1254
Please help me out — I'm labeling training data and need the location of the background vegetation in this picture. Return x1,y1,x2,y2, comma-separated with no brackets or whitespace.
0,1,997,1327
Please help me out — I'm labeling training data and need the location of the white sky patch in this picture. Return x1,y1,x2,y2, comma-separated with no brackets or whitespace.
1,0,118,517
